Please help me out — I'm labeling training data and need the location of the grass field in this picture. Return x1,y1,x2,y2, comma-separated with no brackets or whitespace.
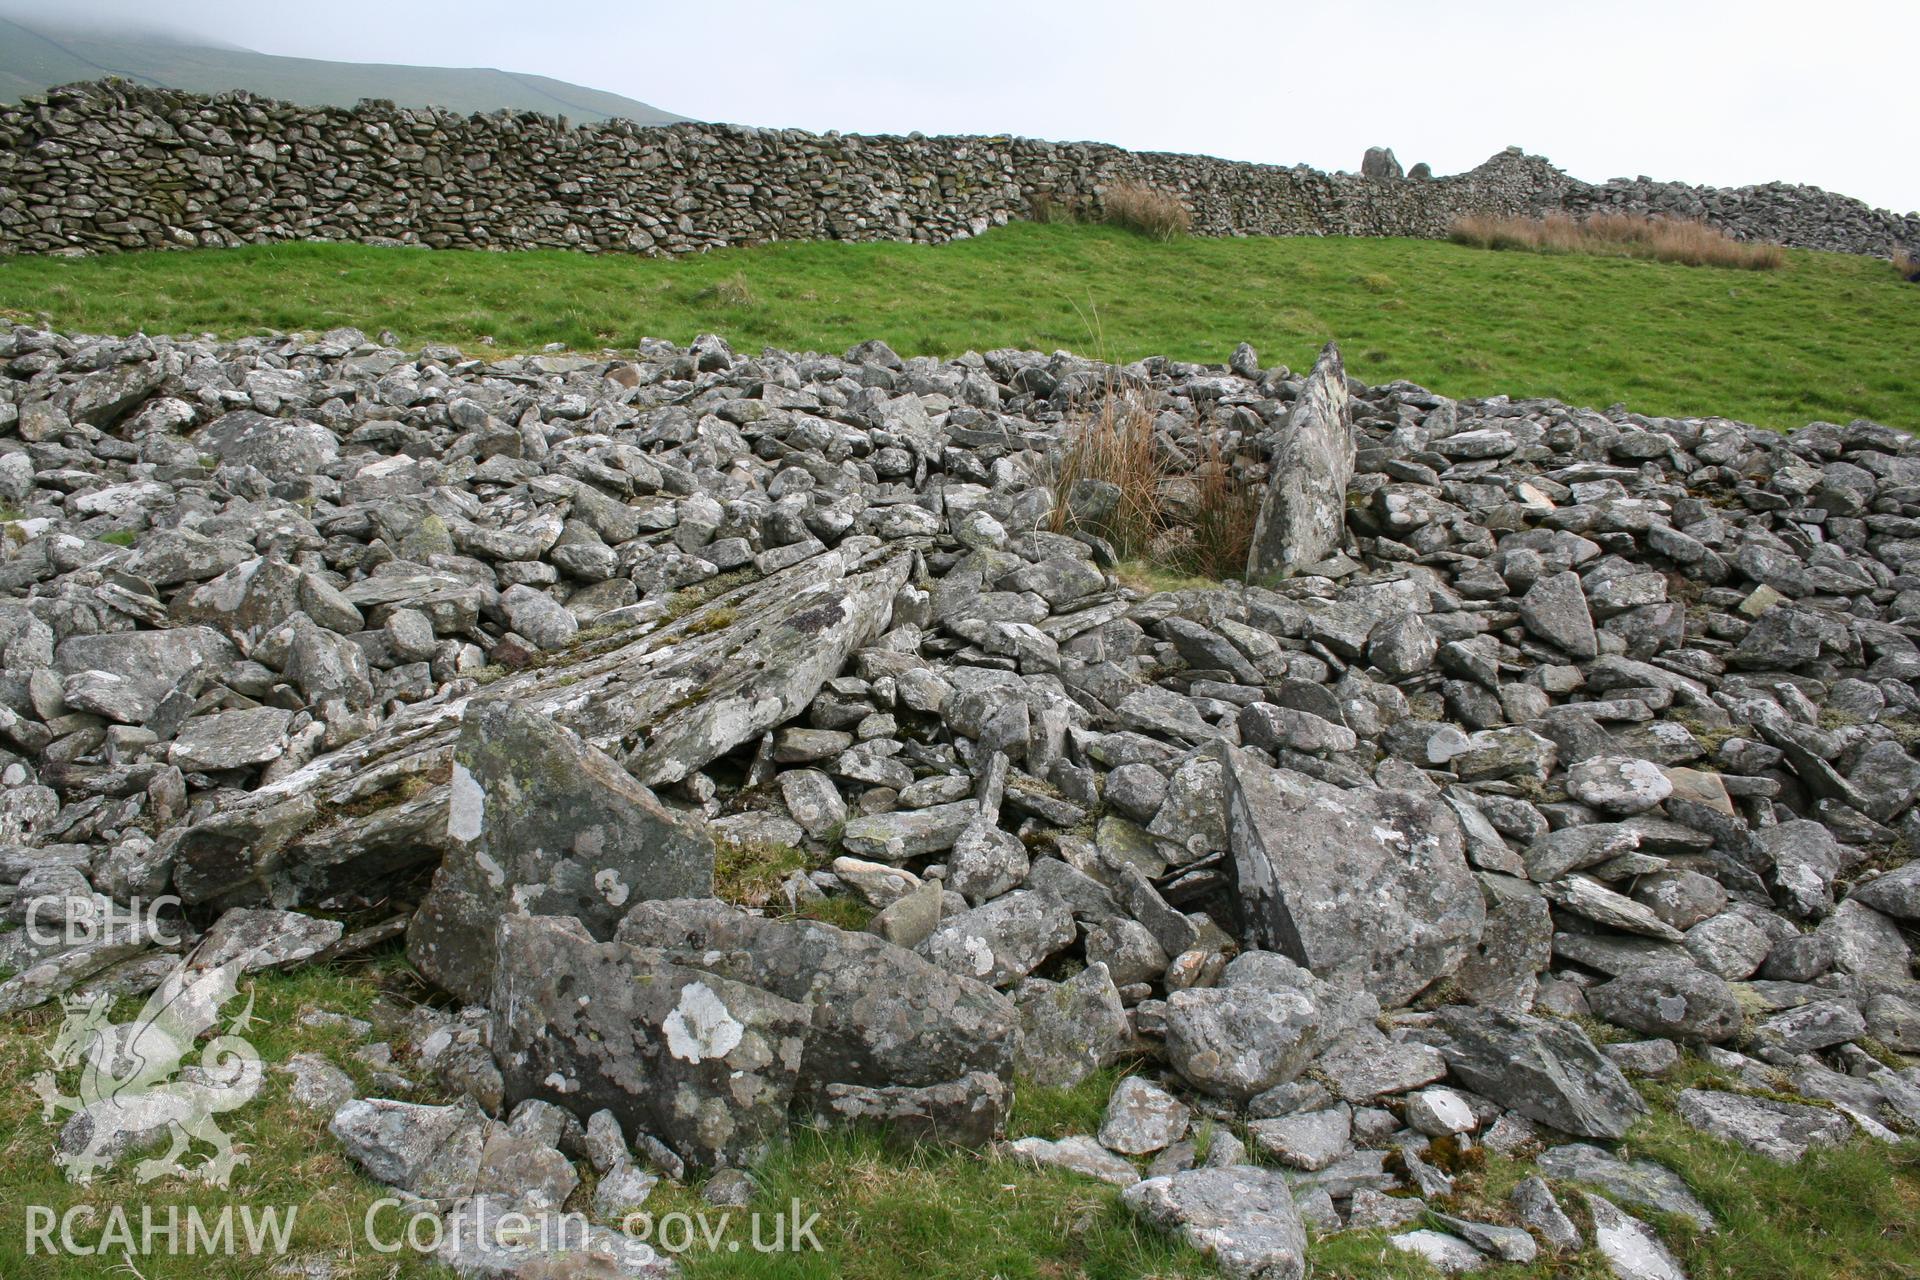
2,951,1917,1279
2,223,1916,431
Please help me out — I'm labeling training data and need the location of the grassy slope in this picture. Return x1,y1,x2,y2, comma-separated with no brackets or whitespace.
2,955,1915,1279
1,223,1915,430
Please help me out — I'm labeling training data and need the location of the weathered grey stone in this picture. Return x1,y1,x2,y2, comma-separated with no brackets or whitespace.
617,898,1016,1125
1312,1025,1448,1103
1851,861,1920,921
1535,1143,1714,1230
410,698,714,1004
1758,820,1845,920
168,707,292,771
281,1053,356,1113
631,553,911,785
1542,875,1686,942
1525,823,1642,882
841,802,975,861
1673,1089,1852,1164
1429,1213,1538,1264
1100,1076,1191,1155
194,410,338,480
1518,572,1597,658
488,914,808,1169
822,1072,1009,1148
1247,342,1353,584
1124,1166,1308,1280
1510,1175,1581,1254
328,1097,489,1200
917,890,1075,989
1005,1135,1139,1187
1452,888,1552,1012
1751,1000,1868,1057
1581,1192,1687,1280
1215,743,1482,1006
1817,899,1911,979
1015,963,1132,1089
1566,756,1673,816
1388,1230,1487,1274
1163,955,1374,1100
1587,962,1744,1044
1248,1105,1351,1171
1404,1088,1476,1136
1434,1008,1647,1139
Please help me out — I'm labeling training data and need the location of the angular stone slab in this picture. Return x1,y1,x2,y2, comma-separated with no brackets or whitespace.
1215,742,1483,1005
1435,1007,1647,1140
1673,1089,1852,1164
409,698,714,1004
170,544,912,909
1124,1165,1309,1280
1247,341,1353,585
489,914,808,1171
617,898,1016,1114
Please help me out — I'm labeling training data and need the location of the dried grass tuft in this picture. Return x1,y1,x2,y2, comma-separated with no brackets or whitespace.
1101,182,1192,240
1450,212,1785,269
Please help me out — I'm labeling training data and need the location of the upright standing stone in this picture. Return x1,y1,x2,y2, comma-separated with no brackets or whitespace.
1246,342,1354,584
1361,147,1405,179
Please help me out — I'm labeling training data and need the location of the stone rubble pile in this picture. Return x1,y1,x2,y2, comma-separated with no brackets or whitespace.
3,321,1919,1278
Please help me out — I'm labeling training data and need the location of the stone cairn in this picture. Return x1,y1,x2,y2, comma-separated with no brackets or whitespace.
3,323,1918,1277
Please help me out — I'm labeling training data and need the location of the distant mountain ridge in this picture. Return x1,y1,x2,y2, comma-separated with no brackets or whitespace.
0,15,689,124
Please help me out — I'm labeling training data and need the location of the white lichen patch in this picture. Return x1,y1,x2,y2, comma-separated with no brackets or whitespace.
663,981,744,1063
594,868,630,907
962,934,995,977
448,761,486,843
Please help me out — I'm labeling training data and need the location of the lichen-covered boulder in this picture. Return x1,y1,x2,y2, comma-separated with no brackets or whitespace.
1215,743,1483,1006
409,698,714,1004
617,898,1017,1133
489,914,808,1170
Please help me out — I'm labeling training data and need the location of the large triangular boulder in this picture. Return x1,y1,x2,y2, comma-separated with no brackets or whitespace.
1213,742,1483,1006
409,699,714,1004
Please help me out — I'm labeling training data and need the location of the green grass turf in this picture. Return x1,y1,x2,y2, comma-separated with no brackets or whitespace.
2,949,1918,1278
1,222,1915,431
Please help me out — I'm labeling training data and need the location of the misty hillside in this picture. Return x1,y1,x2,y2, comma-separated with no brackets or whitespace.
0,15,689,124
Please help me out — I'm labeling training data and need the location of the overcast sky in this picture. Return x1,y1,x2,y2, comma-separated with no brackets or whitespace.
12,0,1918,214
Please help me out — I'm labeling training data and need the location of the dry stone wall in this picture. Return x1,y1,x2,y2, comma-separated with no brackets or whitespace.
2,80,1915,259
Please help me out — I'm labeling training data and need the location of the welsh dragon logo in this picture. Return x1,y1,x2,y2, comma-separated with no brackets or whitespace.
30,938,268,1187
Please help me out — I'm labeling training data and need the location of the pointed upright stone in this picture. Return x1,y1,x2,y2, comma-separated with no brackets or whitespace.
1246,342,1354,584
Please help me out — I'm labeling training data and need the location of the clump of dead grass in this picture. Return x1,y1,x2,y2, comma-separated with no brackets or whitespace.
1100,182,1192,240
1450,211,1785,269
1047,380,1257,583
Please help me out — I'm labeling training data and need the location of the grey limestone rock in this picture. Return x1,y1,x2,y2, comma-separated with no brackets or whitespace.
1246,343,1354,584
409,698,714,1004
1435,1008,1647,1140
